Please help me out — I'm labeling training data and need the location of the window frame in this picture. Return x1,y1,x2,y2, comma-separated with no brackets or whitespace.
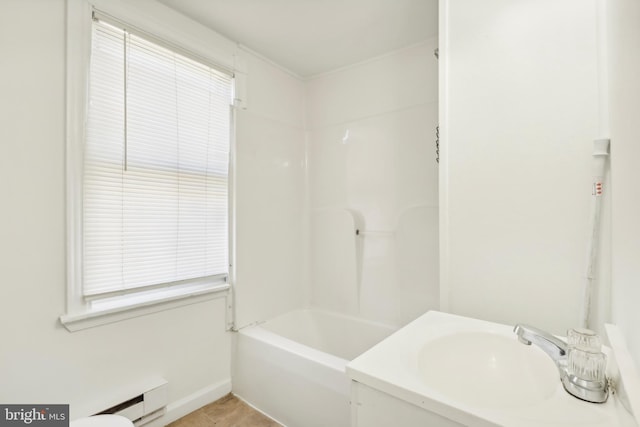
62,0,239,332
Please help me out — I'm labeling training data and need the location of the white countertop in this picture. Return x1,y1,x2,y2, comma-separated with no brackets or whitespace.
347,311,637,427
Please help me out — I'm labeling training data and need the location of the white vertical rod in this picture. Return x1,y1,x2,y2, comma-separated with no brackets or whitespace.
580,139,609,329
580,0,611,329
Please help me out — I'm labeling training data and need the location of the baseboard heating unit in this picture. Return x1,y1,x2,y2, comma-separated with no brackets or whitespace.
96,377,168,426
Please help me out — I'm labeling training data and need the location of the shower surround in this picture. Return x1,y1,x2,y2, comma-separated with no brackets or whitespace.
306,38,440,327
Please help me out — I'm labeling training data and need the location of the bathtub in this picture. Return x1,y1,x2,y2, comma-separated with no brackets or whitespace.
232,308,396,427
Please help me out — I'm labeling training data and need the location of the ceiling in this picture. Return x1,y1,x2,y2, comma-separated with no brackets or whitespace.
157,0,438,78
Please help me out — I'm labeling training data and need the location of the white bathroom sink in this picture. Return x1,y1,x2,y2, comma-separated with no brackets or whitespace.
418,331,559,408
347,311,637,427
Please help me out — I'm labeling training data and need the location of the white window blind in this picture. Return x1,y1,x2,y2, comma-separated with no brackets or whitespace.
83,17,232,299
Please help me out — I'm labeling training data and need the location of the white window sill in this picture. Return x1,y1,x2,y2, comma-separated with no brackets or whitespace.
60,284,230,332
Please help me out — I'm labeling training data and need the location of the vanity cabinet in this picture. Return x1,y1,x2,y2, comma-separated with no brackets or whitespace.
350,381,466,427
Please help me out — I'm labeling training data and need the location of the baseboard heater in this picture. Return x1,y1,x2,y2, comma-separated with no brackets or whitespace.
96,378,168,427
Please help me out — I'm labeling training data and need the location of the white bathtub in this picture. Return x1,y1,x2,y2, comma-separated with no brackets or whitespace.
232,308,396,427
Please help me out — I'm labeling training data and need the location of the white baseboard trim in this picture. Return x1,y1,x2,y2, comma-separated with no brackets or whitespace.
162,379,232,425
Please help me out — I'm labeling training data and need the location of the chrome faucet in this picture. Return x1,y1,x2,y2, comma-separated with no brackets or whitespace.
514,324,567,363
513,323,609,403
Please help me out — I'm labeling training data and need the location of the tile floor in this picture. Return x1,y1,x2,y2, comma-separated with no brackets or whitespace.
167,394,282,427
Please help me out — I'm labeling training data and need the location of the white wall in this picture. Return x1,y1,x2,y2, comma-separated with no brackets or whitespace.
0,0,306,417
440,0,602,334
0,0,230,416
306,40,440,327
233,52,307,328
608,0,640,369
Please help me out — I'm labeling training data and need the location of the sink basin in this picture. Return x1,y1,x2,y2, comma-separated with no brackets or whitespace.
418,332,559,408
348,312,635,426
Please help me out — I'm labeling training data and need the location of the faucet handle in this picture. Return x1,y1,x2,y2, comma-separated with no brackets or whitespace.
567,346,607,383
567,328,602,351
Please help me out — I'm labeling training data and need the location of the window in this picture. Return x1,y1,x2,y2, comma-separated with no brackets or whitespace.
62,10,234,329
